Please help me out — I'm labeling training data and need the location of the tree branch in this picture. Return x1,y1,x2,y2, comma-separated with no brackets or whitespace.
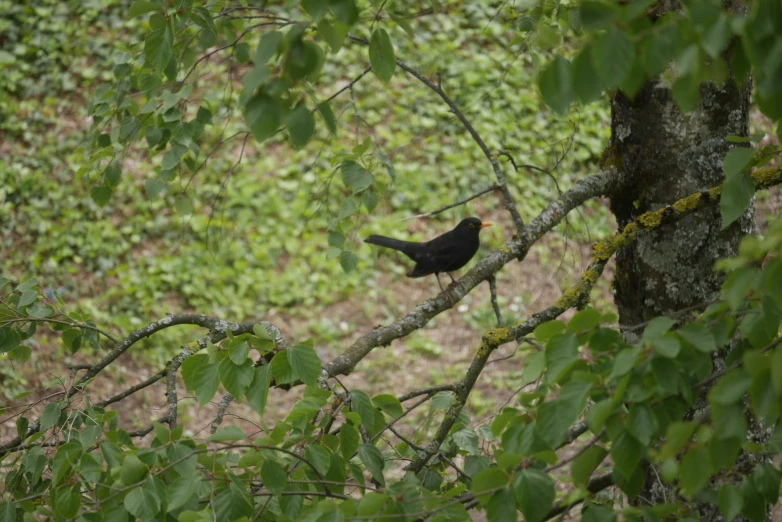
324,170,620,377
347,34,526,235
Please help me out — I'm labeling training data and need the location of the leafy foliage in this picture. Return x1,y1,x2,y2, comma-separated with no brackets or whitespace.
3,0,782,520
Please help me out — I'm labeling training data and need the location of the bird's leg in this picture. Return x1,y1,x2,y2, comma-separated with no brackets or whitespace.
435,273,445,293
447,273,456,283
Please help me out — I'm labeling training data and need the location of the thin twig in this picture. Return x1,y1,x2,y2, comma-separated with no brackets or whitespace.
395,185,498,221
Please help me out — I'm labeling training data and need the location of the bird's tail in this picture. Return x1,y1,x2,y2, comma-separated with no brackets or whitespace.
364,235,423,257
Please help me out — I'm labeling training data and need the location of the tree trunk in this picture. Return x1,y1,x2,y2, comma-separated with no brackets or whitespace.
608,76,764,519
609,79,753,330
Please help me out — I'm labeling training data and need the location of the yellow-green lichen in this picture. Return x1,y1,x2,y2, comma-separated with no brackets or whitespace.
622,222,639,238
581,268,600,286
482,327,509,346
592,239,615,262
752,166,780,187
500,246,511,254
673,192,700,213
599,143,623,171
708,186,722,199
476,340,492,359
637,208,664,229
553,283,586,310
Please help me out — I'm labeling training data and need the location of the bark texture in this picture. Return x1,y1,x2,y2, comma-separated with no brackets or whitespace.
608,78,765,518
609,79,753,329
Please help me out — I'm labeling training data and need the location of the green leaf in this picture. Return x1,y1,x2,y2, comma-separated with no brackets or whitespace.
318,101,338,135
261,459,288,494
771,347,782,396
255,31,282,64
514,469,555,522
703,14,731,58
486,487,516,522
246,365,271,415
166,443,196,476
340,423,360,460
145,178,166,199
285,103,316,149
128,0,160,18
539,57,574,113
168,474,199,510
610,431,644,479
357,493,389,516
452,429,480,454
362,188,380,212
627,403,658,446
572,446,607,488
235,42,250,64
91,186,113,207
318,19,347,53
302,0,328,19
671,73,701,113
331,0,360,25
144,25,173,73
719,483,743,522
209,426,246,441
472,468,510,504
54,484,80,519
677,323,717,353
660,422,696,460
287,340,322,385
339,251,359,273
41,403,62,432
218,358,254,399
579,1,617,30
582,502,617,522
536,381,592,447
680,445,710,497
350,390,376,429
369,29,396,82
120,455,148,484
174,195,193,215
640,25,678,76
709,369,752,405
545,333,579,384
270,351,296,385
0,502,17,522
652,335,681,358
610,347,641,380
245,93,282,142
124,482,161,520
723,147,755,177
341,161,375,194
592,27,635,90
18,289,38,308
103,164,122,188
357,444,386,486
372,394,403,418
181,355,219,406
227,337,250,365
569,308,602,333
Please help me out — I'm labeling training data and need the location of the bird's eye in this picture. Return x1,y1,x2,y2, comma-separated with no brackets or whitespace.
469,223,475,228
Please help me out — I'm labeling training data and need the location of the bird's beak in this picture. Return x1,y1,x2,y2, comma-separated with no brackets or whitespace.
480,222,493,228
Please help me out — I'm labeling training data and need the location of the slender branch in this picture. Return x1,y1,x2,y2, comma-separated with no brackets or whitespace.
398,384,459,402
488,275,503,327
209,393,235,434
546,429,605,473
404,166,782,474
348,34,526,234
0,317,119,344
324,170,620,378
395,185,498,221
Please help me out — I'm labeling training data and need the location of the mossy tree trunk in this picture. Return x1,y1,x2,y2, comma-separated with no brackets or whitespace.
609,79,753,329
608,76,767,517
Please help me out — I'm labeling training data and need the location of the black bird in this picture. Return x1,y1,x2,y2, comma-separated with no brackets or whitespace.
364,217,493,291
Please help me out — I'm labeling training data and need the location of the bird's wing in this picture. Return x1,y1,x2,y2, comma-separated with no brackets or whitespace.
406,237,463,277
